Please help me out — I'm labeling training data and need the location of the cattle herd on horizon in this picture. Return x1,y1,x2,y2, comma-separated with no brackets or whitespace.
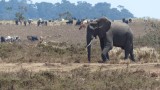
0,17,132,43
14,17,132,26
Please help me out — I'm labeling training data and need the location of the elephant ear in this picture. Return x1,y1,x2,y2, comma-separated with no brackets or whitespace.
97,18,111,32
88,22,98,30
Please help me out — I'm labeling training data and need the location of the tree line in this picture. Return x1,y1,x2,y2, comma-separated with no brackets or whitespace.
0,0,134,20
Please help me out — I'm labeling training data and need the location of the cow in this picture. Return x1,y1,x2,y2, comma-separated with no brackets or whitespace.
27,36,39,41
28,19,33,25
66,19,73,24
0,36,20,42
0,36,5,42
75,19,81,25
37,19,48,26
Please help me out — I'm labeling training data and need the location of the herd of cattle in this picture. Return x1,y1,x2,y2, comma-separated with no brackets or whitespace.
14,18,86,26
0,35,39,43
0,18,132,43
14,18,132,26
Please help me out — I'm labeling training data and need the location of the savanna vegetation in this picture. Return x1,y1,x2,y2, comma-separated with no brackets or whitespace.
0,18,160,89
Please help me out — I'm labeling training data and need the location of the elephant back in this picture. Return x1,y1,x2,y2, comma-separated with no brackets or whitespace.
110,22,131,32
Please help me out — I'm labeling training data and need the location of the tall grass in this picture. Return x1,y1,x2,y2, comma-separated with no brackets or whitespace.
0,66,160,90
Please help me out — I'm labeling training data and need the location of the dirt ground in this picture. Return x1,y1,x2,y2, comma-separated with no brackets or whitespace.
0,19,159,73
0,62,160,74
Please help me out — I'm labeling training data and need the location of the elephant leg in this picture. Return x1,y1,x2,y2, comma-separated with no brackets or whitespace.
101,45,112,62
100,39,104,50
124,33,134,60
125,48,135,61
100,38,111,62
129,46,135,61
124,50,130,59
124,43,131,60
130,50,135,61
106,53,109,60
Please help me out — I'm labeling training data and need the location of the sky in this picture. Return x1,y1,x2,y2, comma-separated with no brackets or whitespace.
31,0,160,19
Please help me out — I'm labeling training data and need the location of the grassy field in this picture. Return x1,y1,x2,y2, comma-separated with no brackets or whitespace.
0,18,160,90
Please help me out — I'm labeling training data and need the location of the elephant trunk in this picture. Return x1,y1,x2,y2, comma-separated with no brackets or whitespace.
86,31,93,63
87,38,91,63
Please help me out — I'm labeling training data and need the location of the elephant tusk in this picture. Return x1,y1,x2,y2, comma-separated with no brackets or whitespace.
99,25,103,29
86,39,93,48
89,25,95,30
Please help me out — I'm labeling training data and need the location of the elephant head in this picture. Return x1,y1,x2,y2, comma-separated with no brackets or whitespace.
86,18,111,62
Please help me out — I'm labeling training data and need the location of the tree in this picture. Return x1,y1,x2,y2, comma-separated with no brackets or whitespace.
59,11,72,20
117,5,124,10
0,0,134,20
15,12,25,20
94,2,111,18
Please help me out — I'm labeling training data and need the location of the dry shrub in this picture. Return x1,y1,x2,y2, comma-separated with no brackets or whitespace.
134,47,159,63
146,18,160,30
135,30,160,46
154,64,160,68
150,72,159,77
109,47,123,60
134,18,160,47
108,46,159,63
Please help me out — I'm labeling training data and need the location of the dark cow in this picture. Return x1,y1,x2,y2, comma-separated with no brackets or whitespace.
15,20,19,25
129,19,132,23
27,36,39,41
37,20,47,26
66,20,73,24
24,21,27,26
75,19,81,25
122,18,129,24
0,36,5,42
0,36,20,42
28,19,33,25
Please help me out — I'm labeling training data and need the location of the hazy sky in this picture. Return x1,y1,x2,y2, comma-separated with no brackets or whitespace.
31,0,160,19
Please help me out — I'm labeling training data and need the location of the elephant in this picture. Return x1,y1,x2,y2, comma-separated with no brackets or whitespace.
86,17,135,63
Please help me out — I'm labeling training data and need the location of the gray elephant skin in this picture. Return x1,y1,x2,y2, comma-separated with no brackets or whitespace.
86,17,135,63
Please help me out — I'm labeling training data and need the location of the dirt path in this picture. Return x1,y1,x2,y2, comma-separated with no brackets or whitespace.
0,63,160,73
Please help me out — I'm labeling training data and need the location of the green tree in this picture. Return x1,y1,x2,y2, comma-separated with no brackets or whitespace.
0,0,134,20
59,11,72,20
15,12,25,20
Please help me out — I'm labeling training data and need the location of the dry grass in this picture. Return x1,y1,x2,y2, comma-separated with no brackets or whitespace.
0,18,160,64
0,18,160,89
0,66,160,90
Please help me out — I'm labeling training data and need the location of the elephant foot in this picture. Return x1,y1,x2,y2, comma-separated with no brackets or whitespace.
101,54,109,62
98,61,105,63
98,60,109,63
131,59,135,62
131,58,135,62
129,56,135,62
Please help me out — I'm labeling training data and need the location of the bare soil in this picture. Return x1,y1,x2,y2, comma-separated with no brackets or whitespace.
0,63,160,74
